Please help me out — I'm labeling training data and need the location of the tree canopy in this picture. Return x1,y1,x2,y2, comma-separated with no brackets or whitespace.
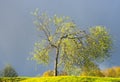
31,9,112,76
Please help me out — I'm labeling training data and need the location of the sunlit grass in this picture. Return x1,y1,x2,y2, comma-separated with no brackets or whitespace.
20,76,120,82
0,76,120,82
0,77,29,82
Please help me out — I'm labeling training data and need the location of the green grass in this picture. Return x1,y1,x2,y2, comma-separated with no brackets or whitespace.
0,77,29,82
20,76,120,82
0,76,120,82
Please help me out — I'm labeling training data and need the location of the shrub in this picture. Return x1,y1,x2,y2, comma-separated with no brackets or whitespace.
80,62,104,77
59,71,68,76
42,70,68,76
81,70,104,77
103,68,115,77
42,70,54,77
113,66,120,77
102,66,120,77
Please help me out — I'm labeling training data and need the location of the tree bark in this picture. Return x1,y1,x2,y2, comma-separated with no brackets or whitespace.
54,48,59,76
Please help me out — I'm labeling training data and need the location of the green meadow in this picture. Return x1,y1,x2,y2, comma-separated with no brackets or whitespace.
20,76,120,82
1,76,120,82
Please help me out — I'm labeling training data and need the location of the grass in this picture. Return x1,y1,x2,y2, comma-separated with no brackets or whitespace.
0,76,120,82
0,77,29,82
20,76,120,82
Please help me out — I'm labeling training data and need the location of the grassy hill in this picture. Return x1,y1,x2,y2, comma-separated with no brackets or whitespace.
20,76,120,82
0,76,120,82
0,77,28,82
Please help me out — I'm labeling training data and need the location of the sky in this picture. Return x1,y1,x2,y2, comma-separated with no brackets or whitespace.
0,0,120,76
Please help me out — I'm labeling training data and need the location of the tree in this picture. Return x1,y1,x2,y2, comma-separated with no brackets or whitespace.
0,64,18,77
31,9,112,76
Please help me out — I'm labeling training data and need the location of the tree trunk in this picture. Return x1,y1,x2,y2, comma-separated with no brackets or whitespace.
54,48,59,76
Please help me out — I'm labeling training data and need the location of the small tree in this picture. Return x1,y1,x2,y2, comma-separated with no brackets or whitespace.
1,64,18,77
31,9,112,76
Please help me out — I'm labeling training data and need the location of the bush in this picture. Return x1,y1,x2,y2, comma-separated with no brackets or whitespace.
80,62,104,77
102,66,120,77
59,71,68,76
81,70,104,77
42,70,54,77
42,70,68,76
103,68,116,77
0,64,18,77
113,66,120,77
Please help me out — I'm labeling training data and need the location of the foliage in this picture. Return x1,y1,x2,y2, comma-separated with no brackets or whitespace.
102,66,120,77
113,66,120,77
59,70,68,76
81,70,104,77
21,76,120,82
42,70,54,77
103,68,116,77
86,27,112,62
80,62,104,77
42,70,68,77
0,64,18,77
31,9,112,76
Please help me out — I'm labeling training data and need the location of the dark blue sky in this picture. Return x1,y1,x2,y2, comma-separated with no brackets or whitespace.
0,0,120,76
